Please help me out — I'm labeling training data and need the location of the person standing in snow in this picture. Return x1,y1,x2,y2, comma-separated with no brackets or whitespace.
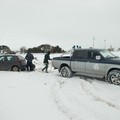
25,51,34,71
42,51,52,73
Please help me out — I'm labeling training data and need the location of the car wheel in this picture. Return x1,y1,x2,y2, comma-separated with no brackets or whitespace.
11,66,19,71
107,70,120,85
60,66,72,78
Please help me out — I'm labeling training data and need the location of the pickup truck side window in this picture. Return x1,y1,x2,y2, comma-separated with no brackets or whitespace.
88,51,101,59
72,50,88,59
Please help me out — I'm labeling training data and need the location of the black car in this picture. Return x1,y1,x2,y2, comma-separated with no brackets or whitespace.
0,54,27,71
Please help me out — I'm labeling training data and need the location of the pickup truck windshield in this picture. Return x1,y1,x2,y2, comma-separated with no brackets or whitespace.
100,50,116,58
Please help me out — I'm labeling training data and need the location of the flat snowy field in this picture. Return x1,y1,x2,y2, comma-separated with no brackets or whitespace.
0,52,120,120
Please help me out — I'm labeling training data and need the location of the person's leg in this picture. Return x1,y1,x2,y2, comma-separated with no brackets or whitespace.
27,62,31,71
42,63,46,71
42,63,48,72
30,62,33,71
26,62,29,71
45,63,48,73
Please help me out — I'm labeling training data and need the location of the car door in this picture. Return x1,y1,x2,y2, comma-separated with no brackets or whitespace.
0,55,15,71
71,50,87,73
0,56,6,70
2,56,11,70
5,56,15,70
85,51,105,78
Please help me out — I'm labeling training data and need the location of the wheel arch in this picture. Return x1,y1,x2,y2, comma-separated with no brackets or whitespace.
59,63,71,72
106,68,120,82
11,65,20,71
107,68,120,75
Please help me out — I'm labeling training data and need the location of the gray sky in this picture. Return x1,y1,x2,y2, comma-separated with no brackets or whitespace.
0,0,120,51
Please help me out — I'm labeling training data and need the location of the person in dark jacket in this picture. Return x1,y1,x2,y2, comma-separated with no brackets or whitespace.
42,51,52,73
25,51,34,71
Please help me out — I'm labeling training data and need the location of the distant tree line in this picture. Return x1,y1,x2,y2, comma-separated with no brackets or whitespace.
1,44,120,54
0,45,15,54
20,44,65,53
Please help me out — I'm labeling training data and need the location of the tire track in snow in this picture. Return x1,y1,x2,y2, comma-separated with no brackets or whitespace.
50,75,120,120
50,77,83,120
80,79,120,111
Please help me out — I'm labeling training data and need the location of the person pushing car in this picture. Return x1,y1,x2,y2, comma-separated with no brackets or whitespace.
25,51,34,71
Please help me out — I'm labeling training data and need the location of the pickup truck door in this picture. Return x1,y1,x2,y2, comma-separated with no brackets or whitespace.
71,58,86,73
85,51,105,78
71,50,87,73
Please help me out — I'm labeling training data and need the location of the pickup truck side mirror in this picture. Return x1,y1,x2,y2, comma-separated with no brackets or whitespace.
95,55,101,60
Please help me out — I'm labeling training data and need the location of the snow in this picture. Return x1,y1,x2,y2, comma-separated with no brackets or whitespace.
0,52,120,120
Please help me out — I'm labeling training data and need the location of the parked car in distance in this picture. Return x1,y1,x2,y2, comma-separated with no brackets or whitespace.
52,48,120,85
0,54,27,71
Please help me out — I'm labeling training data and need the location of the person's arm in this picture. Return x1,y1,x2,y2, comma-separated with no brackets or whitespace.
32,54,34,60
25,54,28,60
48,55,52,60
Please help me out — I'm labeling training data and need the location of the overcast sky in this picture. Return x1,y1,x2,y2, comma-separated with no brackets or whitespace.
0,0,120,51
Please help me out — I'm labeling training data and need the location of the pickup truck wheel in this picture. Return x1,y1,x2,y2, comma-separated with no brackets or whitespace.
107,70,120,85
60,66,72,78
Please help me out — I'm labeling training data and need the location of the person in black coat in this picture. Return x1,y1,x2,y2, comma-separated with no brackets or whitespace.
42,51,52,73
25,51,34,71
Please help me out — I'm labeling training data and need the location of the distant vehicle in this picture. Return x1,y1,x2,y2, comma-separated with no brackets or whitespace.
52,48,120,85
0,54,27,71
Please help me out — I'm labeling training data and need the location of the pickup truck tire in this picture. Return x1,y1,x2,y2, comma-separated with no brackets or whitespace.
107,70,120,85
60,66,72,78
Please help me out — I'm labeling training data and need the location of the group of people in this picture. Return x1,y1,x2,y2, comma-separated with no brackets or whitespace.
25,51,51,73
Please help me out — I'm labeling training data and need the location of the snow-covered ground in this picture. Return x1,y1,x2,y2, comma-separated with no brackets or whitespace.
0,52,120,120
